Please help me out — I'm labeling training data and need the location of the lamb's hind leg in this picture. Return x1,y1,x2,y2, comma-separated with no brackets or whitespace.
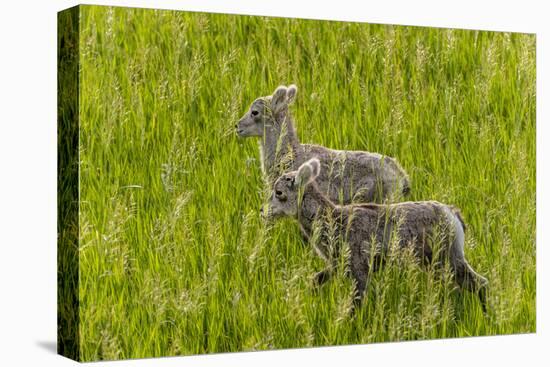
352,180,376,204
349,260,369,316
447,208,489,312
453,260,489,313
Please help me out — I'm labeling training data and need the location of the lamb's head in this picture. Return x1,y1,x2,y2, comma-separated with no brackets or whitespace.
265,158,320,219
236,84,297,137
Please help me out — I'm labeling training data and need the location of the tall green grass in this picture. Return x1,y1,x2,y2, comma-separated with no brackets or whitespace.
74,5,535,361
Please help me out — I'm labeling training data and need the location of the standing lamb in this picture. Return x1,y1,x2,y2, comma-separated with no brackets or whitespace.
236,85,410,204
265,158,488,313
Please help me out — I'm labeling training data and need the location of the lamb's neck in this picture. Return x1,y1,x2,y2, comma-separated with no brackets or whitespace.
297,184,337,237
259,126,279,174
260,112,303,178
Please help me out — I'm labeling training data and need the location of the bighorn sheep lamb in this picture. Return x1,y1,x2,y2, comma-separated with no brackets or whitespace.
265,158,488,313
236,85,410,204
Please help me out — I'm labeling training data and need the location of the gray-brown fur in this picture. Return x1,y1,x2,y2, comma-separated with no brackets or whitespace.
266,158,488,313
236,85,410,204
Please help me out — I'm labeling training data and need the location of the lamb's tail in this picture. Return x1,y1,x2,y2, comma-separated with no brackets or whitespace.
383,156,411,197
452,207,467,233
401,176,411,196
395,163,411,197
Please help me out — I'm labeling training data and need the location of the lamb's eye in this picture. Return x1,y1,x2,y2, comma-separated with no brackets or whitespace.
251,110,259,116
285,177,292,181
275,190,287,201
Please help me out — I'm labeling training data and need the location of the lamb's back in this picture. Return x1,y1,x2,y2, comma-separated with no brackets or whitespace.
342,201,455,261
301,143,407,204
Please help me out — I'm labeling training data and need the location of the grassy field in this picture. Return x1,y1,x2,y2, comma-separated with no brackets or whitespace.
71,5,535,361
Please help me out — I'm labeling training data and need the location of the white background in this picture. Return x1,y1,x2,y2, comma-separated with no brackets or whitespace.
0,0,547,365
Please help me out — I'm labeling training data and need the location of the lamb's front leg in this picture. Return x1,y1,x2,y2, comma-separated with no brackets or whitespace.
299,226,310,246
312,255,337,288
349,276,367,316
313,268,333,287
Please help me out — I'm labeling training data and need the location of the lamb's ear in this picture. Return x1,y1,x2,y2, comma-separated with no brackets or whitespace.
271,85,288,113
286,84,297,105
296,158,321,186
